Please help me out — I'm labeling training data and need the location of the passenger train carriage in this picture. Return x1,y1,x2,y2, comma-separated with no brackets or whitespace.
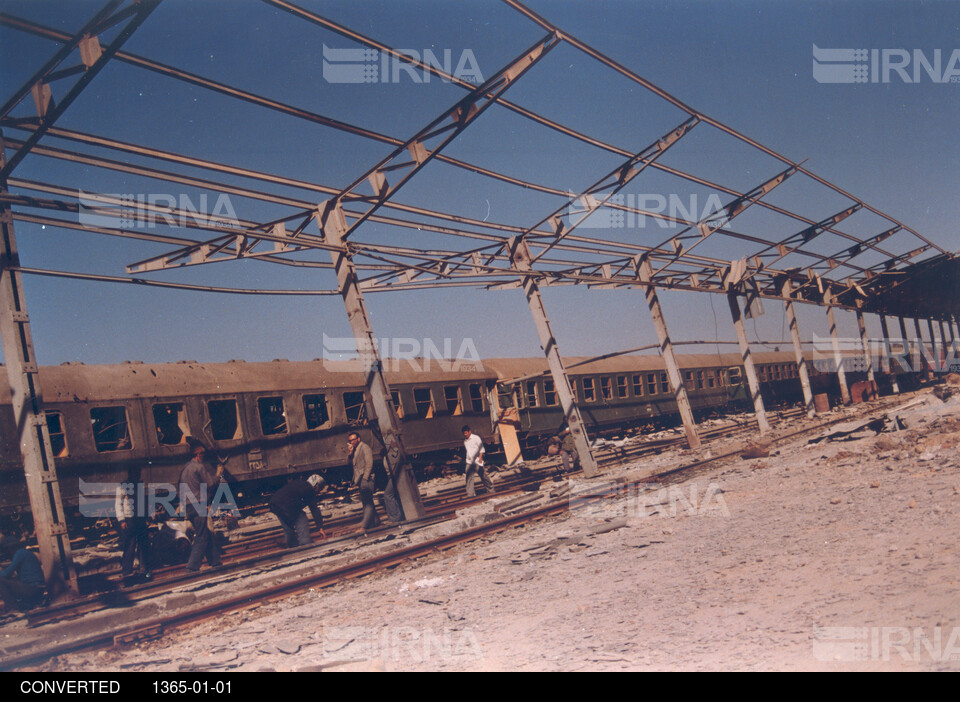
0,349,908,527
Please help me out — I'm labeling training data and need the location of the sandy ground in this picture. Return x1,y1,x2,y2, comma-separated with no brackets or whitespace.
20,389,960,671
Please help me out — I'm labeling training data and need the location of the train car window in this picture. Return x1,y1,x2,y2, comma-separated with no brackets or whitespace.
683,371,695,392
759,365,768,381
469,384,485,412
524,381,539,408
660,372,669,393
696,370,705,390
542,380,557,407
706,370,716,388
258,397,288,436
582,377,596,402
303,394,331,429
153,403,189,446
631,374,643,396
600,377,613,401
727,367,743,384
90,406,132,453
715,369,724,387
389,390,405,419
444,385,464,415
497,385,515,409
208,399,241,441
343,392,368,425
571,379,580,400
646,373,657,395
46,411,67,457
616,375,628,398
773,365,782,380
413,388,435,418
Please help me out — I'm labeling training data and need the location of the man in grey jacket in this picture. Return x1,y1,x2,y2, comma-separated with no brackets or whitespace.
348,432,380,531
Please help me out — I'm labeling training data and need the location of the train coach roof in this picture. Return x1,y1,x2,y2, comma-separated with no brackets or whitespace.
485,350,805,381
0,359,496,404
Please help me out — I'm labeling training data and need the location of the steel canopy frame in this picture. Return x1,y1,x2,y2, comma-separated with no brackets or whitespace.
0,0,956,590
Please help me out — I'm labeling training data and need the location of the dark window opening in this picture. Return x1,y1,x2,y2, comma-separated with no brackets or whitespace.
469,384,485,413
582,378,596,402
600,377,613,401
303,394,330,429
390,390,405,419
660,372,669,393
543,380,557,406
258,397,287,436
444,385,464,415
91,406,131,453
153,402,188,446
46,412,67,457
208,399,241,441
617,375,628,398
414,388,435,418
646,372,657,395
525,381,539,408
632,374,643,396
343,392,367,425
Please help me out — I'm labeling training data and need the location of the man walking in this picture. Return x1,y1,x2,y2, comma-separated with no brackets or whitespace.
348,432,380,531
179,439,224,572
462,425,495,497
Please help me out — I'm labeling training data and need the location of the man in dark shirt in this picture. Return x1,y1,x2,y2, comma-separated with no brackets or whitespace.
269,474,327,548
0,535,45,612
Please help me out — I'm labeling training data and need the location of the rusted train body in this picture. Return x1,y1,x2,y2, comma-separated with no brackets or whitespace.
0,350,899,524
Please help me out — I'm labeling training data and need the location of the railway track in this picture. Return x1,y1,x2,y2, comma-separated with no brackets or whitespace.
3,395,911,668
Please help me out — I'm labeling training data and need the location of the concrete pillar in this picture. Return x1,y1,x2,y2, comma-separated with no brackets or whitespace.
824,290,851,405
325,206,425,520
727,290,770,434
0,131,77,594
781,279,815,416
509,237,598,476
878,314,900,394
636,258,701,449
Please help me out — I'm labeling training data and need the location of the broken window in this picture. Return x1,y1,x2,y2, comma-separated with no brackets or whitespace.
389,390,405,419
617,375,628,398
469,384,485,413
525,381,539,408
413,388,434,418
153,402,189,446
727,367,743,384
582,377,596,402
696,370,705,390
444,385,464,415
343,392,367,425
258,397,287,436
600,377,613,401
46,411,67,457
303,394,330,429
90,406,131,453
542,380,557,407
684,371,695,391
207,399,241,441
497,385,515,409
632,374,643,396
706,370,716,388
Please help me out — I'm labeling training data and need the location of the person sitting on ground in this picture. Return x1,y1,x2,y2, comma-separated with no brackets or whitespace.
269,474,328,548
0,534,45,613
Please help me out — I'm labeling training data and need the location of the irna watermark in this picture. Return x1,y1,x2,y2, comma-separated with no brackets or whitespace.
321,333,483,373
322,45,483,84
813,45,960,84
78,190,240,230
321,625,483,665
813,626,960,663
568,480,730,520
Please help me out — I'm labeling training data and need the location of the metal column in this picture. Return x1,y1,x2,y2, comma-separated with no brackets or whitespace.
824,290,851,405
727,290,770,434
781,279,815,416
855,303,877,392
928,318,941,373
914,318,932,379
636,258,701,449
325,216,425,520
510,237,598,476
878,314,900,394
0,132,77,594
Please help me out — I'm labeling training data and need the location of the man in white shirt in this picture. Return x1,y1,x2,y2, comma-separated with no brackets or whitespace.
462,425,495,497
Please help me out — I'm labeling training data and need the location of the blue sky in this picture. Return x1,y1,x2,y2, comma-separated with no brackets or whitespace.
1,0,958,366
